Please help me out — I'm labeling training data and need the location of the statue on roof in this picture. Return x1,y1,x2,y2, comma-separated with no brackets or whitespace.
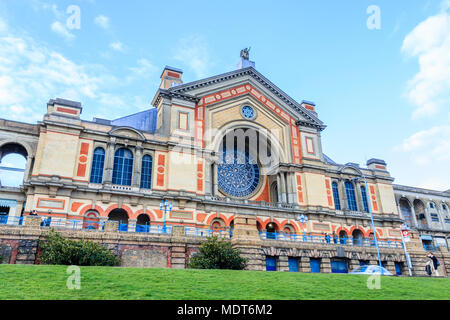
240,47,251,60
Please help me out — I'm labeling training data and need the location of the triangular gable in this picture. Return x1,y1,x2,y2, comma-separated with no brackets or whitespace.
169,67,326,131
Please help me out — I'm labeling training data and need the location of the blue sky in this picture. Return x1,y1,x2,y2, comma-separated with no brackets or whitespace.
0,0,449,190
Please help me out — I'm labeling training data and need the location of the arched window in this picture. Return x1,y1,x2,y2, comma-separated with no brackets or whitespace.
112,148,133,186
345,181,358,211
360,185,369,213
89,148,105,184
0,143,28,188
332,182,341,210
140,155,153,189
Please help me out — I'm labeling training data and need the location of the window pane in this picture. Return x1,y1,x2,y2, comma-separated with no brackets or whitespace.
140,155,153,189
89,148,105,184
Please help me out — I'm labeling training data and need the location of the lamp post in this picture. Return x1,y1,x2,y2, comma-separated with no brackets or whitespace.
352,175,384,275
160,200,173,233
297,214,308,242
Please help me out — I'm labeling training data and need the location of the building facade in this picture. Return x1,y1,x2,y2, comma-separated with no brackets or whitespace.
0,53,448,275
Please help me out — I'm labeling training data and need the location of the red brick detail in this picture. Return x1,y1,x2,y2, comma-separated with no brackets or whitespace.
369,185,379,212
304,105,315,111
79,204,105,217
375,165,386,170
71,202,84,213
156,154,166,187
56,107,78,115
104,204,134,218
197,160,204,193
196,213,207,223
167,71,181,78
76,142,90,178
291,124,302,164
280,220,300,233
296,174,304,204
325,179,333,207
134,209,157,221
194,100,205,147
254,176,270,202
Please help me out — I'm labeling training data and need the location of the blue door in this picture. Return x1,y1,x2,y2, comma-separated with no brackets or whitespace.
331,260,348,273
395,262,403,276
288,258,299,272
266,256,277,271
310,258,320,273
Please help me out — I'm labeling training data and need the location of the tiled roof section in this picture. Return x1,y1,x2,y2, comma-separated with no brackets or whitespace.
47,98,82,109
99,108,158,133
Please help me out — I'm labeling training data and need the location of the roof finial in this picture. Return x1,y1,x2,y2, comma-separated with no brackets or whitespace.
240,47,251,60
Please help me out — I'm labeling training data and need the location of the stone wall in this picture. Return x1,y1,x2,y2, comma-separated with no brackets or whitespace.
0,217,448,277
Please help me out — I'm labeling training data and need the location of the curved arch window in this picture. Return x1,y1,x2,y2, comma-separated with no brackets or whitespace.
360,185,369,213
140,155,153,189
112,148,133,186
332,182,341,210
345,181,358,211
89,148,105,184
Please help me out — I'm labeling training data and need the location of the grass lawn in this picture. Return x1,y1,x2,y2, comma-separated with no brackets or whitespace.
0,265,448,300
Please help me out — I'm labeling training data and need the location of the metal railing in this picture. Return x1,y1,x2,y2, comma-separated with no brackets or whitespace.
0,216,24,226
259,231,403,249
184,227,232,239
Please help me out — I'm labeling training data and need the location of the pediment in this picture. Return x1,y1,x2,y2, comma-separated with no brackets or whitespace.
109,127,145,140
169,67,326,131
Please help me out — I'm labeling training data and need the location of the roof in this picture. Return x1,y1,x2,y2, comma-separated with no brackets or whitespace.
167,66,326,131
93,108,157,133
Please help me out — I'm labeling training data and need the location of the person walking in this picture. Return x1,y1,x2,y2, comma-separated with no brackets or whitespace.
428,252,440,276
325,233,331,243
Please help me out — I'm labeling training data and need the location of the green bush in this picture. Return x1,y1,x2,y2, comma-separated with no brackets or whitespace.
39,230,120,266
189,236,247,270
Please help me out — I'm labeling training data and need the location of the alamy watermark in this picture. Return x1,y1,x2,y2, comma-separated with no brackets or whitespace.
66,5,81,30
367,5,381,30
66,265,81,290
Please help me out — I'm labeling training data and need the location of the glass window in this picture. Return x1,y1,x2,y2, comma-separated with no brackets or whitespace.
430,202,435,209
345,181,358,211
89,148,105,184
140,155,153,189
360,185,369,212
112,148,133,186
332,182,341,210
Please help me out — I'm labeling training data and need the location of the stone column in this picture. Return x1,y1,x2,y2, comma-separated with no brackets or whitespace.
132,146,142,188
104,139,116,184
204,158,212,196
300,257,311,272
24,216,42,228
280,172,287,203
339,180,348,211
276,174,282,203
279,255,289,272
424,206,433,228
349,259,360,271
104,220,119,232
231,214,263,271
385,261,396,274
24,156,33,182
321,258,331,273
128,219,137,233
212,162,218,196
409,199,419,228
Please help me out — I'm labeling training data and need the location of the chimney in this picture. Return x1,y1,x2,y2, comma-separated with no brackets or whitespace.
159,66,183,89
301,100,317,116
367,159,387,171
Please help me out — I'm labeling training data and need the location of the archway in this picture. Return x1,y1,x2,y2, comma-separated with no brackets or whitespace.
399,198,414,227
83,210,100,230
352,229,364,246
339,230,348,244
108,208,129,231
266,221,279,239
413,199,427,228
136,214,151,232
0,143,28,188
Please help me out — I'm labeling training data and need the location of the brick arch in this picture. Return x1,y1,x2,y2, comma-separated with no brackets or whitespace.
104,204,134,218
79,204,105,217
205,213,229,227
335,227,350,236
265,219,281,231
349,226,366,237
134,209,157,222
280,220,299,233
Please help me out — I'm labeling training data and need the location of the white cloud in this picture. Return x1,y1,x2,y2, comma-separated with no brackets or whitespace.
110,41,125,52
401,5,450,118
51,21,75,41
396,126,450,165
173,35,213,78
94,15,110,29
